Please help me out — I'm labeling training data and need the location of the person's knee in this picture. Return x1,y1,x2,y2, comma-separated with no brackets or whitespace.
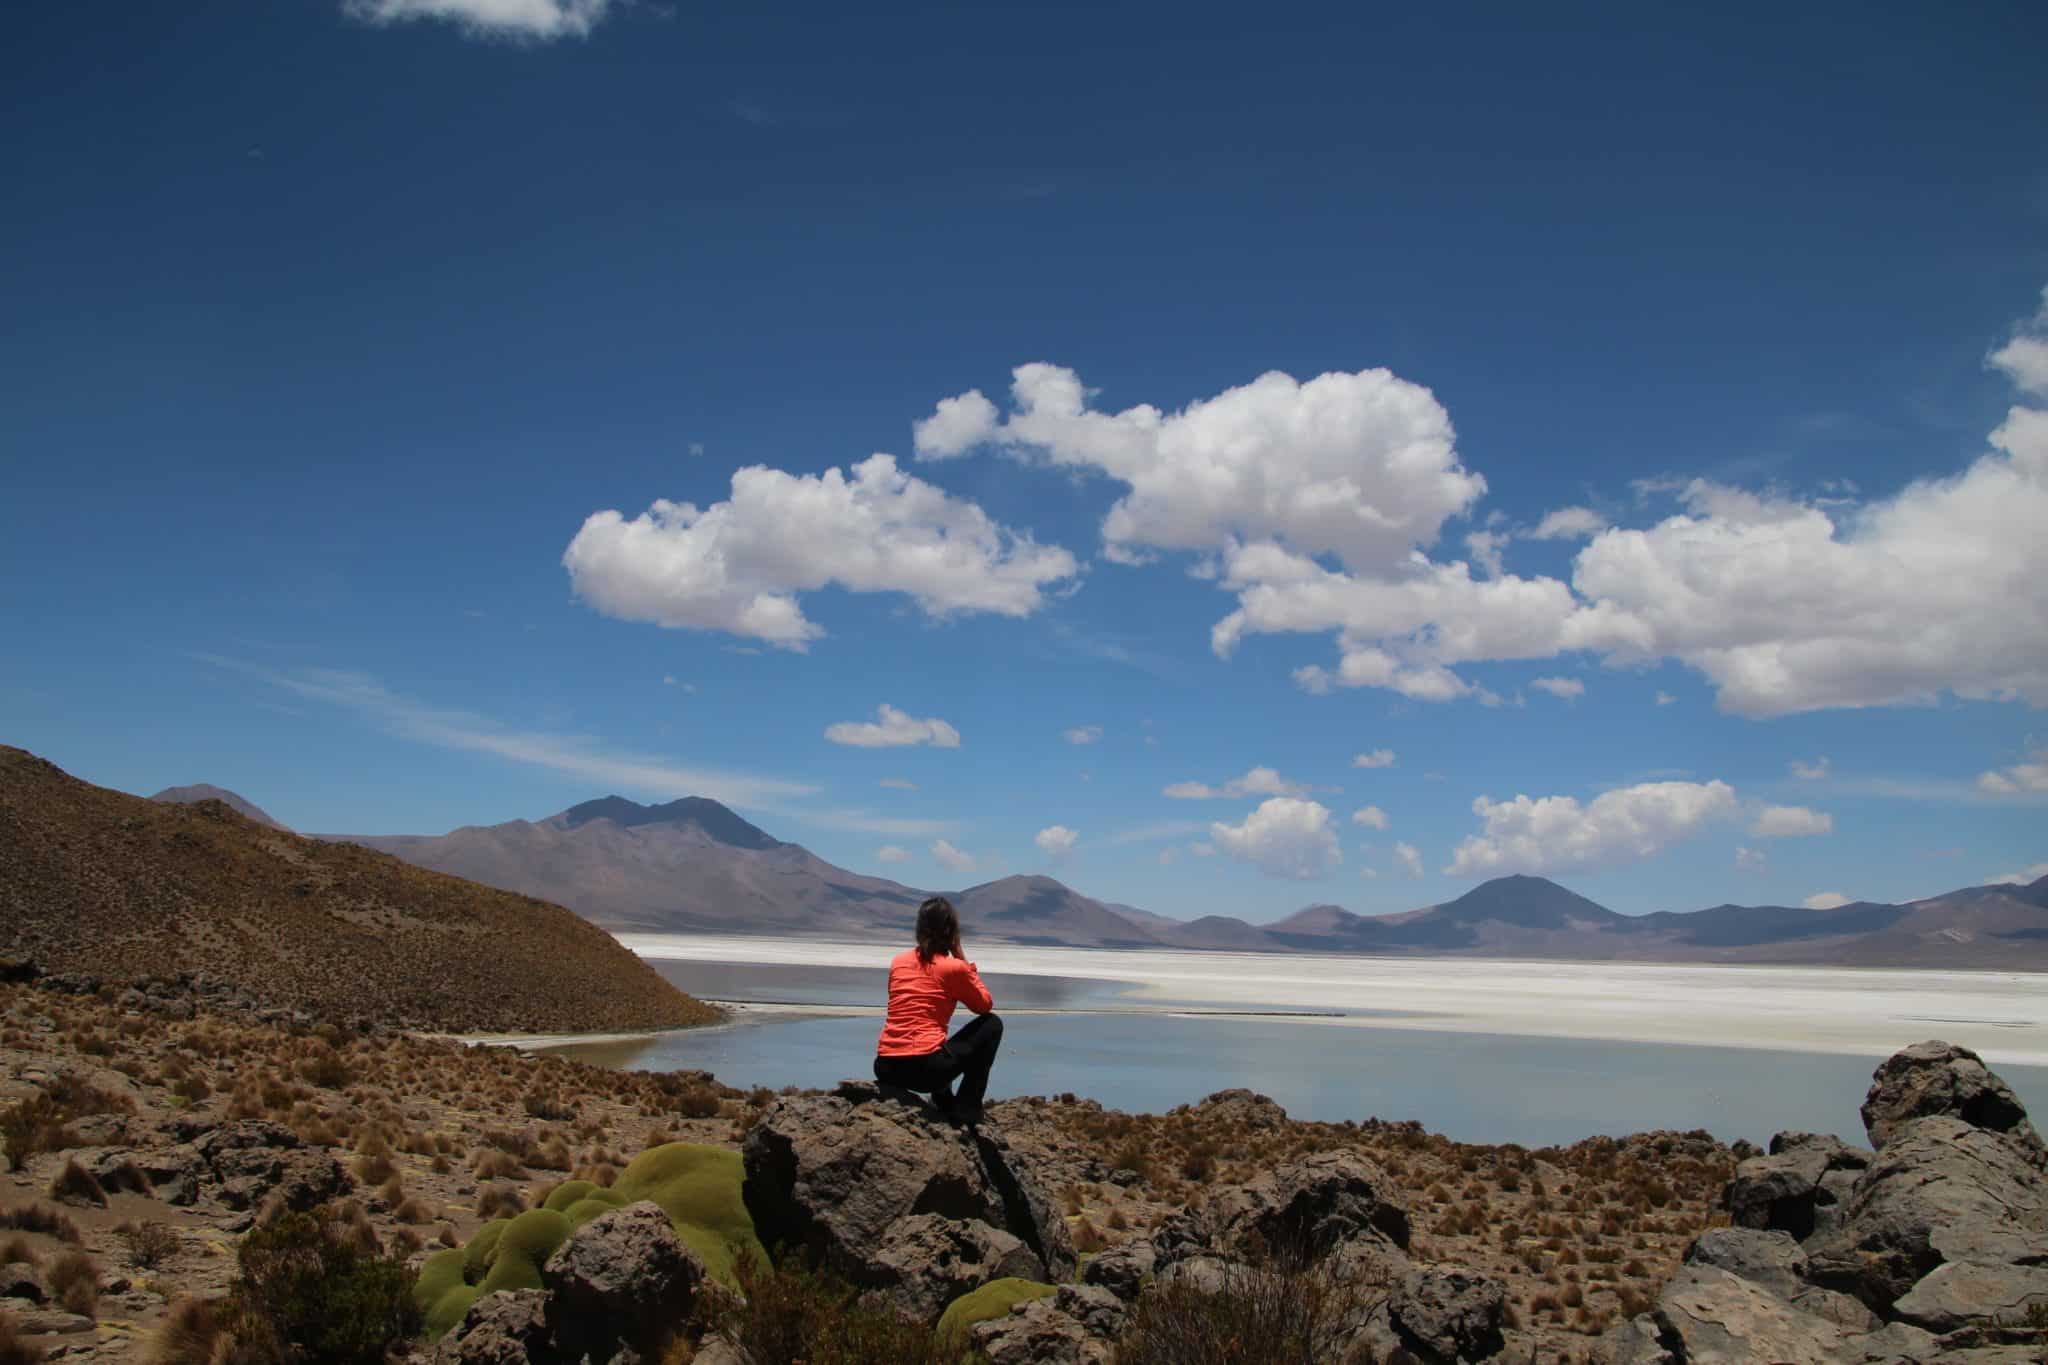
982,1011,1003,1040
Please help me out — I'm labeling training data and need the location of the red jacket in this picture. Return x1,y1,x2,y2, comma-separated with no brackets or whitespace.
876,949,993,1056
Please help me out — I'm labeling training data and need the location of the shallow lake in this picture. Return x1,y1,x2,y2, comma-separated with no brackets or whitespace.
542,937,2048,1148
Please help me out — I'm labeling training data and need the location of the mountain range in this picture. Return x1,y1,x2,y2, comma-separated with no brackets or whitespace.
304,790,2048,969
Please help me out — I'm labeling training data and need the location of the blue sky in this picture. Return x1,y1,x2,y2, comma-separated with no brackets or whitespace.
3,0,2045,922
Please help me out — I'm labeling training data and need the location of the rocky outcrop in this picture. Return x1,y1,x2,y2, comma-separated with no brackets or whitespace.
433,1290,554,1365
1599,1040,2048,1364
867,1213,1045,1320
1723,1133,1869,1239
1387,1268,1508,1363
740,1081,1076,1317
1861,1041,2047,1159
544,1201,708,1350
1199,1149,1412,1262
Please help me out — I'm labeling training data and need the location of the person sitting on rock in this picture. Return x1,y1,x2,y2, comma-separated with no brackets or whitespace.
874,895,1002,1125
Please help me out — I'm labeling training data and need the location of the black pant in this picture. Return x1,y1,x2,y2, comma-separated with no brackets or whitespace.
873,1012,1003,1110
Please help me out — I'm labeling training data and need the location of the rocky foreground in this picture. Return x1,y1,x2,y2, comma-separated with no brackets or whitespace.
3,970,2046,1363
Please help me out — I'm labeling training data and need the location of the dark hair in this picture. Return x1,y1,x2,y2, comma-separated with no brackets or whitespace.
915,896,962,965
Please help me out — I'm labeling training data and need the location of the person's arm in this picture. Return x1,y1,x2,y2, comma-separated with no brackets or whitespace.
944,956,993,1014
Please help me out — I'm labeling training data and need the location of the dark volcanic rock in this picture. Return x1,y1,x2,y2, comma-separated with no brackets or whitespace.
432,1289,554,1365
1198,1149,1411,1261
545,1200,706,1346
1805,1116,2048,1312
1387,1268,1508,1363
740,1083,1076,1293
866,1213,1044,1321
0,1265,48,1305
1079,1238,1157,1301
1861,1041,2047,1159
968,1296,1094,1365
1723,1134,1869,1240
1683,1226,1808,1298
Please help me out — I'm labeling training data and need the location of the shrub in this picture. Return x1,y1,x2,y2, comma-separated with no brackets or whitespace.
48,1160,106,1208
223,1210,421,1364
719,1254,940,1365
45,1252,99,1317
0,1206,80,1244
676,1086,722,1120
0,1310,46,1365
0,1097,73,1172
119,1221,180,1270
0,1238,33,1267
148,1296,221,1365
1112,1260,1369,1365
353,1153,396,1186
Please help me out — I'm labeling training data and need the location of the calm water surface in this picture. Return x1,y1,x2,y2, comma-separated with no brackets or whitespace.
544,962,2048,1148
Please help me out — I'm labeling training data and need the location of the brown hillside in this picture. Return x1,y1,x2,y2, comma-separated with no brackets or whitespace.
0,747,718,1034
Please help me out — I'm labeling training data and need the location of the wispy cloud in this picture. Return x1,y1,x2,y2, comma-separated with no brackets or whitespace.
1101,819,1209,847
190,657,970,843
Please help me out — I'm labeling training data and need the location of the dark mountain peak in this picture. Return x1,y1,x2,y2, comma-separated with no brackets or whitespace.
1440,875,1617,927
150,783,287,830
553,795,780,850
964,873,1067,895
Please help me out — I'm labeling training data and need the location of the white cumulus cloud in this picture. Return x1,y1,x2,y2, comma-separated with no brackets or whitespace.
564,454,1077,651
1392,842,1424,878
876,845,911,864
1208,799,1342,879
1655,691,1678,706
1529,506,1609,540
1530,676,1585,700
825,704,961,749
1977,747,2048,796
1352,805,1390,831
931,840,978,874
1163,766,1314,800
915,363,1484,573
1988,862,2048,886
1990,288,2048,396
1035,825,1079,859
1063,725,1103,746
1447,780,1739,877
1804,892,1853,910
994,288,2048,719
341,0,611,39
1352,748,1396,769
1735,846,1767,872
1750,805,1834,838
1790,756,1830,780
878,777,918,790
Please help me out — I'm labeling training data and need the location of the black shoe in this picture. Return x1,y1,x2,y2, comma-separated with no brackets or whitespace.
930,1089,959,1121
953,1100,983,1128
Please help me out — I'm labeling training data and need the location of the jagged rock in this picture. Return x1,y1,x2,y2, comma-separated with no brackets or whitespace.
186,1120,349,1212
1891,1261,2048,1333
865,1213,1043,1321
1639,1265,1850,1363
111,1145,207,1206
1841,1321,1942,1362
1724,1135,1869,1240
1387,1268,1507,1364
1683,1226,1808,1297
0,1264,47,1304
1806,1116,2048,1313
67,1115,129,1147
1594,1313,1674,1365
740,1084,1075,1289
1198,1150,1411,1261
1052,1283,1126,1342
968,1296,1094,1364
1155,1254,1235,1295
1788,1286,1879,1333
433,1289,554,1365
7,1311,95,1336
545,1200,706,1343
1172,1089,1289,1131
1862,1041,2047,1160
1079,1238,1156,1301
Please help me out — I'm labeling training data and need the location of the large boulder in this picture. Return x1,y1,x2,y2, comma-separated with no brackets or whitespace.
1723,1134,1869,1240
1862,1042,2047,1160
741,1083,1076,1297
1386,1268,1507,1364
432,1289,554,1365
865,1213,1044,1321
1079,1238,1157,1301
190,1121,350,1212
1890,1261,2048,1334
1805,1116,2048,1312
1683,1227,1808,1298
1630,1265,1851,1364
968,1296,1095,1365
1194,1150,1411,1263
544,1200,707,1348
